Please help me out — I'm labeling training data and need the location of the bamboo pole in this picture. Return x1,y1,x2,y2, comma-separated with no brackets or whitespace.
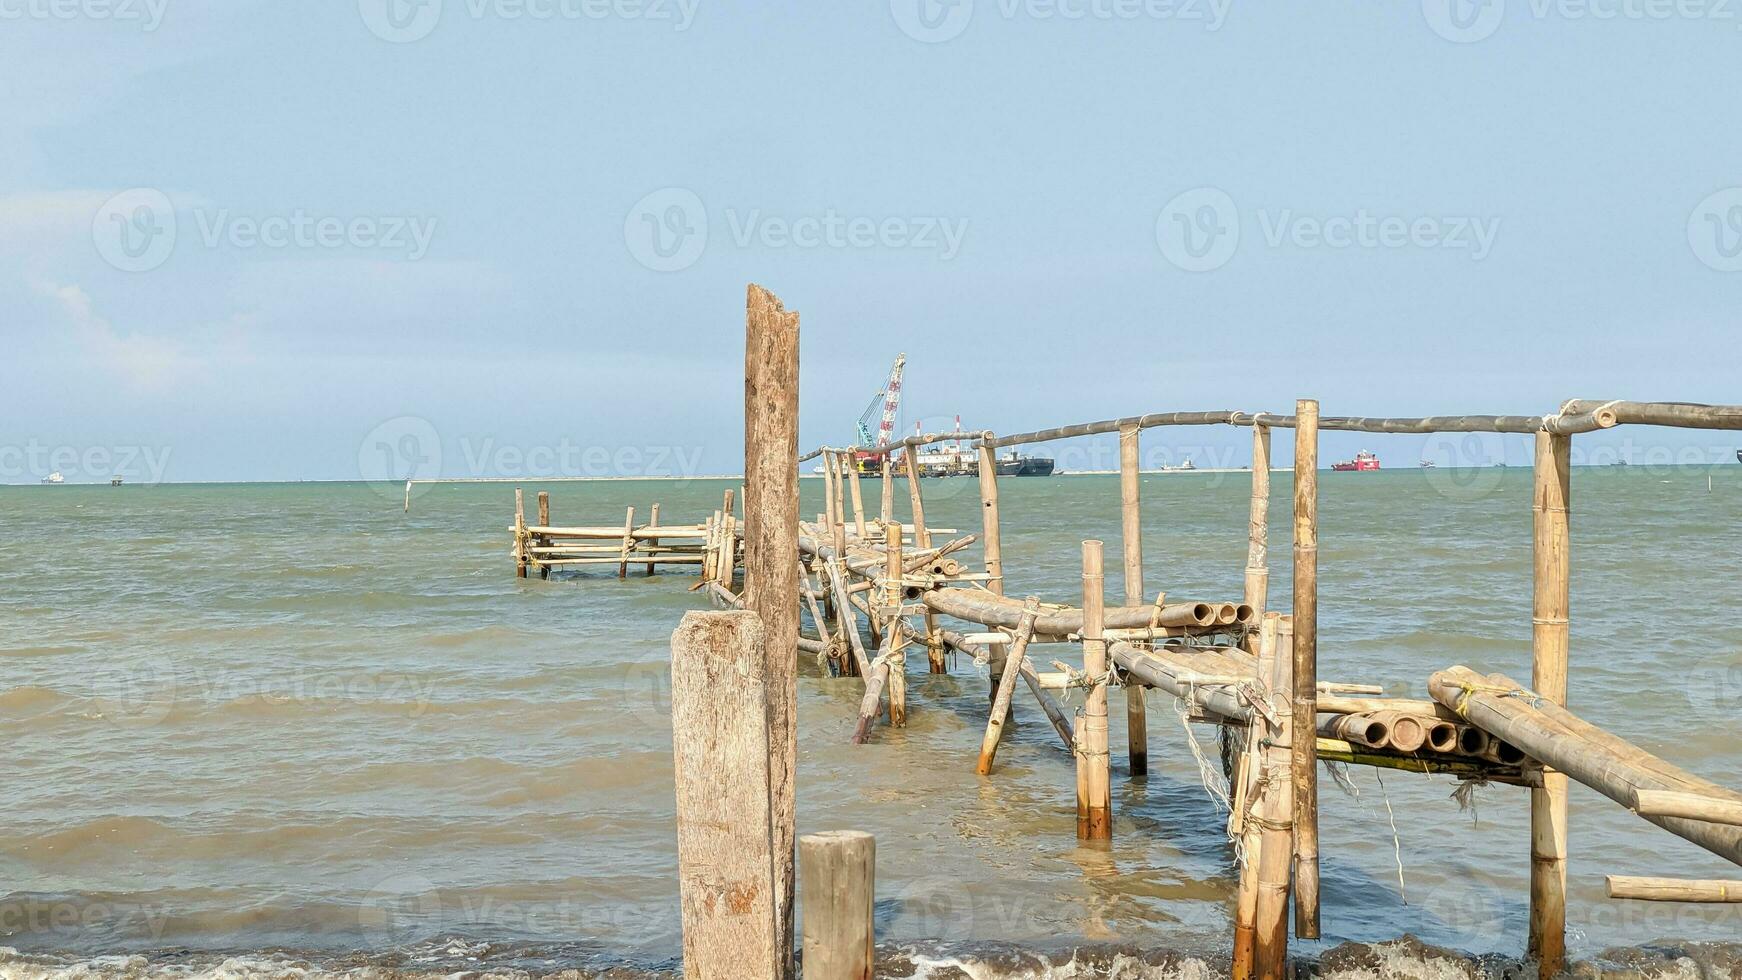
976,599,1041,775
1254,615,1295,980
514,488,528,579
1633,789,1742,826
743,283,801,978
1244,426,1271,655
1291,400,1320,940
978,443,1004,596
1077,540,1111,841
670,610,779,980
617,506,636,579
1118,423,1148,778
880,455,894,525
846,454,867,542
1531,430,1570,979
799,831,876,979
646,503,660,575
885,522,906,727
1606,876,1742,903
903,456,946,673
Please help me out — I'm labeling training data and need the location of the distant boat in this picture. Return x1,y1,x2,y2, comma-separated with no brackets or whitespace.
1419,460,1437,469
111,476,124,487
994,450,1055,477
1162,457,1197,472
1332,450,1380,472
41,472,64,485
1736,450,1741,464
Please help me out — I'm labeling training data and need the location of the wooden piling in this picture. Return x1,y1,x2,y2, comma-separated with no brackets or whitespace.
1291,400,1321,940
670,610,780,980
846,454,868,542
1077,540,1111,841
647,503,661,576
536,491,552,580
975,599,1041,775
904,461,946,673
618,506,637,579
1530,430,1571,979
799,831,876,980
1244,425,1271,655
880,455,894,525
1254,614,1295,980
978,442,1004,596
1118,423,1148,778
743,283,801,978
514,488,528,579
885,522,907,727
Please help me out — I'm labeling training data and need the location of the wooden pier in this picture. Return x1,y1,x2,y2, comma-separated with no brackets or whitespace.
522,287,1742,979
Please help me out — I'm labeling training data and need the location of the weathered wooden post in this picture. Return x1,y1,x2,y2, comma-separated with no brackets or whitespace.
1531,429,1571,979
903,458,946,673
743,283,801,977
670,610,780,980
799,831,875,980
1255,614,1296,980
845,454,868,542
646,502,661,576
879,454,894,525
1078,540,1112,840
536,491,552,580
975,598,1040,775
977,441,1004,596
884,522,907,726
514,488,528,578
1244,425,1271,655
1291,400,1321,939
1118,422,1148,778
618,505,637,579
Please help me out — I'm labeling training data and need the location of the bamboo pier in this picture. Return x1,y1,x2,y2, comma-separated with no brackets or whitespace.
524,287,1742,979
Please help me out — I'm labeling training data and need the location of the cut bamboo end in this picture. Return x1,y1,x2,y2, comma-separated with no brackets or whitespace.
1632,789,1742,827
1606,875,1742,903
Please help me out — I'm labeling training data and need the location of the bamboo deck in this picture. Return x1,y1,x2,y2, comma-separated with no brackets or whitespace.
517,366,1742,978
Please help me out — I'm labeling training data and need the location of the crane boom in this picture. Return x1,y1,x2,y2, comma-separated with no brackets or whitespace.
875,354,906,447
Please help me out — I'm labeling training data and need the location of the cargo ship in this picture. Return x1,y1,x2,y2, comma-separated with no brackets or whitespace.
994,450,1056,477
1332,450,1380,472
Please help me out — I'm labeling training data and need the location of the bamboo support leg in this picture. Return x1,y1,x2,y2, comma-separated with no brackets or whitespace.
879,455,894,525
1119,423,1147,778
885,523,906,727
1077,540,1111,841
537,492,552,580
903,464,946,673
1255,614,1295,980
1291,401,1321,940
1531,430,1571,979
846,455,867,541
977,443,1004,596
514,488,528,579
1244,425,1271,656
617,506,636,578
976,600,1041,775
646,502,660,575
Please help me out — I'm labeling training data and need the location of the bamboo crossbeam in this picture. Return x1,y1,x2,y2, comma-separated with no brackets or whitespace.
524,525,709,539
922,588,1237,635
1558,399,1742,431
1429,666,1742,868
1633,789,1742,827
1109,641,1252,723
1606,876,1742,903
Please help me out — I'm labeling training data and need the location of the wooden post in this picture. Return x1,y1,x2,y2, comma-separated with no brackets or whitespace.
904,460,946,673
618,506,636,579
885,522,907,727
975,599,1041,775
829,455,848,566
537,491,552,580
821,451,838,534
1291,401,1321,939
977,442,1004,596
514,488,528,578
1077,540,1111,841
879,455,894,525
1254,614,1295,980
646,503,661,576
846,454,867,542
1118,423,1148,778
743,283,801,978
1244,426,1272,655
799,831,875,980
1531,429,1571,979
670,610,780,980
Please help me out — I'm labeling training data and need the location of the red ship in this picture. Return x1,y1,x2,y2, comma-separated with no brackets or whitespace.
1332,450,1381,472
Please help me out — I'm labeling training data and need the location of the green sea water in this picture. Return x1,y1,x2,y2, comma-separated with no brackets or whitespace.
0,467,1738,976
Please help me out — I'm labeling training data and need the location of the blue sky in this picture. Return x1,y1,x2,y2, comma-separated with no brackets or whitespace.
3,0,1740,483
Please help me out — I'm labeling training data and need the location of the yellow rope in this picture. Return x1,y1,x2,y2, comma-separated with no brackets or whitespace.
1453,680,1530,718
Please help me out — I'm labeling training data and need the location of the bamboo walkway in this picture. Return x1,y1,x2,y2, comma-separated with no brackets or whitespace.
517,293,1742,980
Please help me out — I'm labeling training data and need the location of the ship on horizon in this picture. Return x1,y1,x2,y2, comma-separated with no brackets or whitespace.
1332,450,1380,472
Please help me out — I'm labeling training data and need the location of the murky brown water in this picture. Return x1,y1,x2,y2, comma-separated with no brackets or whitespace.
2,468,1739,977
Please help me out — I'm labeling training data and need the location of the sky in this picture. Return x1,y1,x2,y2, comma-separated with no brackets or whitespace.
3,0,1740,483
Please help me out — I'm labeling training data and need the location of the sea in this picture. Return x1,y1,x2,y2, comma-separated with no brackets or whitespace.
2,467,1738,978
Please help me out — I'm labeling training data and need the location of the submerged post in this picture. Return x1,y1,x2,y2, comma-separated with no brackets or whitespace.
1531,430,1571,979
978,441,1004,596
1244,425,1271,654
743,283,800,977
670,610,779,980
1077,540,1112,841
1255,614,1296,980
514,488,528,579
885,522,907,727
537,491,552,580
647,502,661,576
1291,400,1321,939
799,831,875,980
1118,422,1147,778
903,458,946,673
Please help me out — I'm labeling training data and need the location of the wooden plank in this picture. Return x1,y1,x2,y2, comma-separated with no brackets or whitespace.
670,610,779,980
